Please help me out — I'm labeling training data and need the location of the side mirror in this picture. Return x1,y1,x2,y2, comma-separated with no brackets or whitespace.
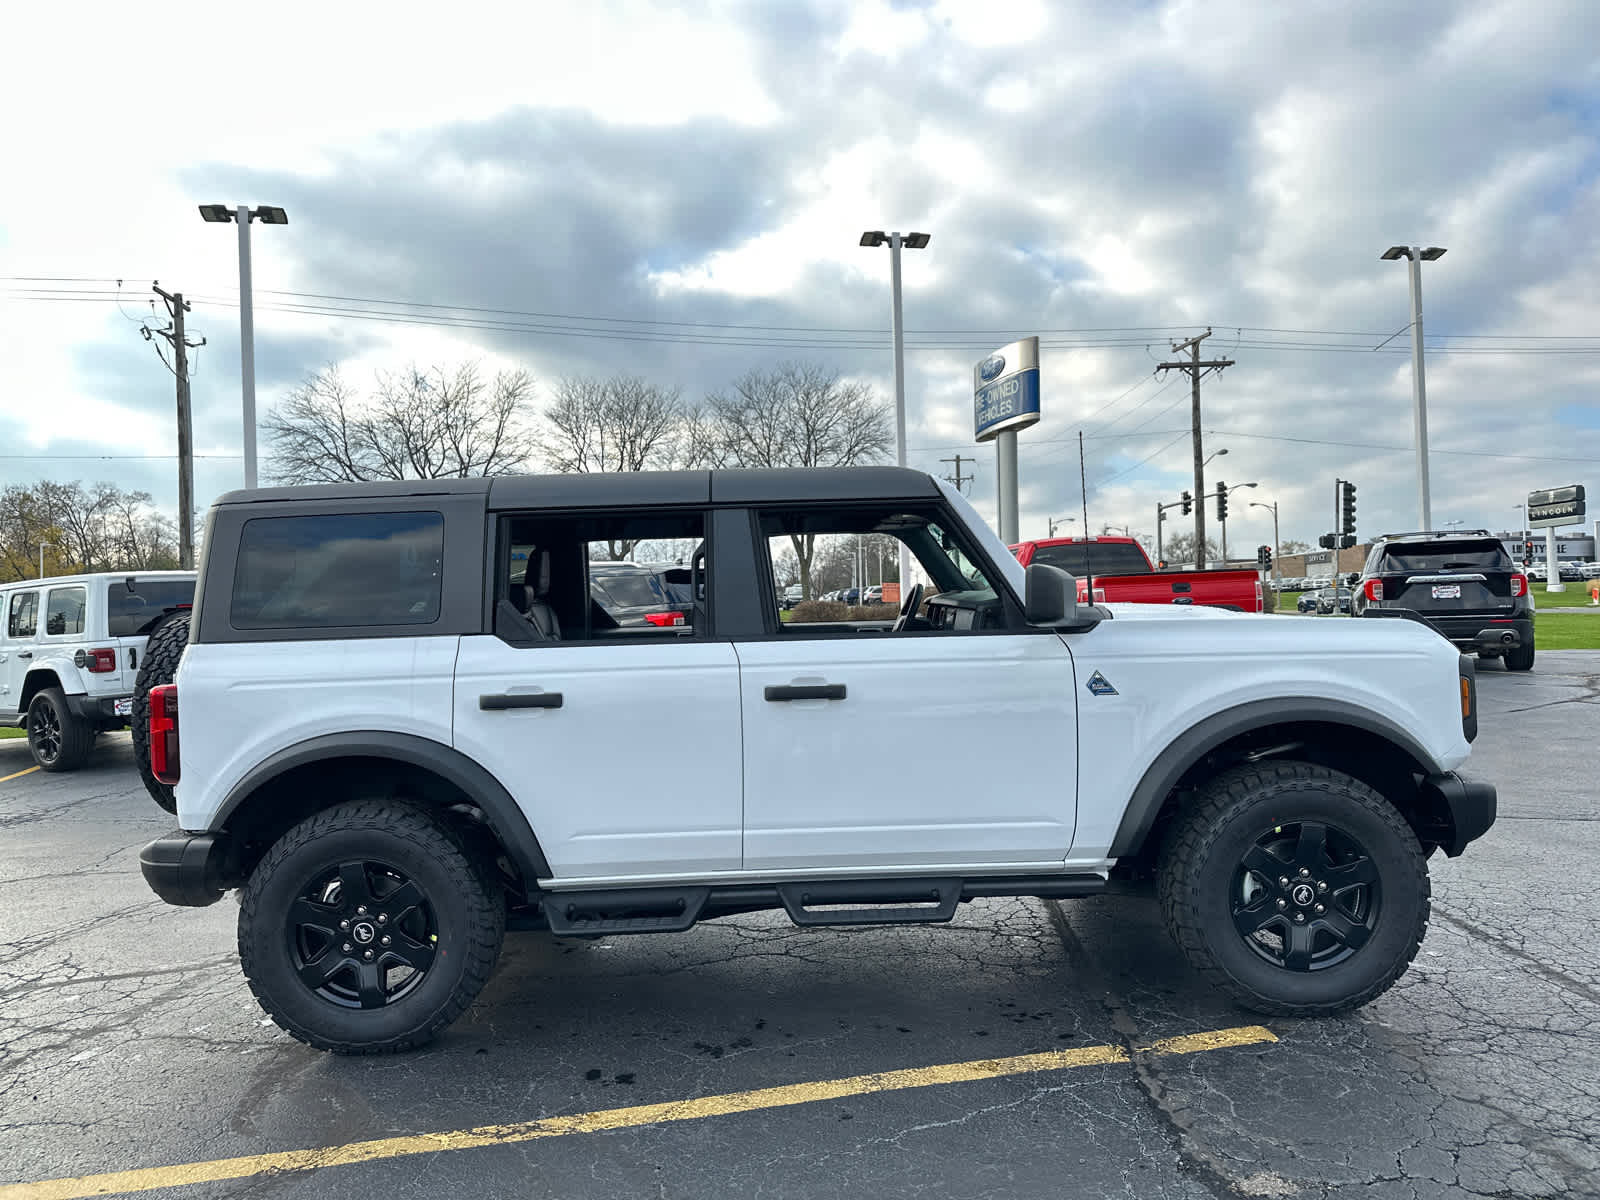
1025,563,1079,626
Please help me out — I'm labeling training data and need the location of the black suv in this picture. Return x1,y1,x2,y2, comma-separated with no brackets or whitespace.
1353,530,1534,670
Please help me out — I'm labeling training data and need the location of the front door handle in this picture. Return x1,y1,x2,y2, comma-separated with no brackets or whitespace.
479,692,563,710
15,650,31,659
764,684,846,702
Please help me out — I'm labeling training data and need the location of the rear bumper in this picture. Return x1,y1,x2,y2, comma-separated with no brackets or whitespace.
139,831,231,907
64,694,133,723
1419,772,1497,857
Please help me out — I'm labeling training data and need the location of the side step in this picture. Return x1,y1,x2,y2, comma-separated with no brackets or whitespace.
775,879,961,926
543,886,709,936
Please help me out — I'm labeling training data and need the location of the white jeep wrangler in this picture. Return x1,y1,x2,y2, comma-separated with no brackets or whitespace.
139,469,1494,1054
0,571,195,770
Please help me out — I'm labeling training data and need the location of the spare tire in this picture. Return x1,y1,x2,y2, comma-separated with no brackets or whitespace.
132,611,191,813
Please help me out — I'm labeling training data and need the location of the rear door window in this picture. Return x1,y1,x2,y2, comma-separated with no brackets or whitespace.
231,512,444,630
6,591,39,639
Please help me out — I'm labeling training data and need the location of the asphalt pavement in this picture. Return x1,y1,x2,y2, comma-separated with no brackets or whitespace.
2,653,1598,1199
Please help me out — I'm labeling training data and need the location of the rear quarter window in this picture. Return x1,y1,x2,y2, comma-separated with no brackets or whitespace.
230,512,444,630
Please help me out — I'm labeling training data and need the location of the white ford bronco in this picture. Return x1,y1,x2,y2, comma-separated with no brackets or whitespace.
139,469,1494,1054
0,571,195,770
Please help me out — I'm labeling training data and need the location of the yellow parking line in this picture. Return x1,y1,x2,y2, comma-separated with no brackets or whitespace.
0,1024,1275,1199
0,765,40,784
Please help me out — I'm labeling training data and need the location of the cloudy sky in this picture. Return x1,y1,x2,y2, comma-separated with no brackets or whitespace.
3,0,1597,553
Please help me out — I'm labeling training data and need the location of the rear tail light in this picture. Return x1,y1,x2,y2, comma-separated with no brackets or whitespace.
643,611,686,627
76,647,117,673
1254,580,1264,612
149,684,180,785
1510,573,1527,598
1364,579,1384,603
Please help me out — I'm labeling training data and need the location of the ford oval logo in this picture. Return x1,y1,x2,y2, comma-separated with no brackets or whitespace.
978,354,1006,382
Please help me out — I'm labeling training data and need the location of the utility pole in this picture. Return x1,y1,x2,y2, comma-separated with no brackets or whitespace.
148,284,204,569
1157,329,1234,569
940,454,974,493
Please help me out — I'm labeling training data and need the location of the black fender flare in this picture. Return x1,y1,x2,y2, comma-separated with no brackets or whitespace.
215,731,552,881
1109,698,1445,858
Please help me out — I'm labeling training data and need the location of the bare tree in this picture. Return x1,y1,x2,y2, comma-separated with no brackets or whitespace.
696,362,892,598
541,375,685,558
0,482,177,581
265,362,536,483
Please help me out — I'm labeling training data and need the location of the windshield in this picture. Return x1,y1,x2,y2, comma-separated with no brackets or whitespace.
106,578,195,637
1029,542,1150,577
1381,540,1510,573
593,572,667,609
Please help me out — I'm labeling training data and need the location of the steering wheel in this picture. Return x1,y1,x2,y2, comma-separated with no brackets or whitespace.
891,582,924,633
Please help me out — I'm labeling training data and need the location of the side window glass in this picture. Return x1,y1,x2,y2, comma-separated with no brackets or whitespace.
758,507,1006,635
8,591,38,639
231,512,444,630
44,587,86,636
498,511,705,644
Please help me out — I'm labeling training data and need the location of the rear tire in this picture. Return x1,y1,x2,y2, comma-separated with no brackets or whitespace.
1158,761,1429,1016
239,801,505,1054
28,687,94,771
1504,640,1535,672
132,612,190,813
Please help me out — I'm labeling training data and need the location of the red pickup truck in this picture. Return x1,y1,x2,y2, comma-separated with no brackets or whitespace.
1009,536,1264,613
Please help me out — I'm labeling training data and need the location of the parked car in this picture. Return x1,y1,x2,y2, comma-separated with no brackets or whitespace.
0,571,195,770
1559,560,1586,582
863,585,884,604
1010,536,1263,612
1352,529,1533,670
1317,588,1353,615
139,466,1491,1054
587,561,692,628
1296,590,1322,613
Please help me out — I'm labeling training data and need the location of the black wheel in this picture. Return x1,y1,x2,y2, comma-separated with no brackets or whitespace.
1505,640,1535,672
28,687,93,771
239,801,505,1054
132,612,190,813
1158,761,1429,1016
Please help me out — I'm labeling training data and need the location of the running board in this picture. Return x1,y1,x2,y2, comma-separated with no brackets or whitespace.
542,886,710,935
776,879,961,926
531,875,1108,937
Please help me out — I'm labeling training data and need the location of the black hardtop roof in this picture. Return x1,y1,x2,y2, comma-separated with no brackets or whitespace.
215,466,942,510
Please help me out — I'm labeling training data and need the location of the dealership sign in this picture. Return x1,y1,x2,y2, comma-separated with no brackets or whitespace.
1527,484,1586,529
973,336,1041,442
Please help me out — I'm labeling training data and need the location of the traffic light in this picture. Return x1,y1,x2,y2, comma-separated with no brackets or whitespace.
1318,533,1336,549
1180,490,1192,516
1341,481,1357,536
1215,481,1228,523
1257,544,1272,570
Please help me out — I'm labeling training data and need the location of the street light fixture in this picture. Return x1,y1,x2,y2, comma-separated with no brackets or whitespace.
201,203,290,488
1248,499,1280,599
1381,244,1446,529
860,228,930,590
1048,516,1077,538
1202,448,1229,468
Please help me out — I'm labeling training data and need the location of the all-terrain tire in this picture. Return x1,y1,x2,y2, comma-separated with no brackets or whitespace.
239,800,505,1054
1504,640,1535,672
28,687,95,771
131,612,190,813
1157,760,1429,1017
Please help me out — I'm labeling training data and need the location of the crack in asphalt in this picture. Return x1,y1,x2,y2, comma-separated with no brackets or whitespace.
1430,904,1600,1008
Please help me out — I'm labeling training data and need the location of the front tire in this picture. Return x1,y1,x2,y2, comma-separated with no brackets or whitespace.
28,688,93,771
1158,761,1429,1016
239,801,505,1054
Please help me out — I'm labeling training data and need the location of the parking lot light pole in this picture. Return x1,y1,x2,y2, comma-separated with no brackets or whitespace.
1249,499,1279,598
1381,245,1445,529
38,541,52,579
201,204,289,489
861,230,929,590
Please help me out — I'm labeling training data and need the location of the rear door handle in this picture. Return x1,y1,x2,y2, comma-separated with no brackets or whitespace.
479,692,563,710
764,684,846,702
15,651,31,659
